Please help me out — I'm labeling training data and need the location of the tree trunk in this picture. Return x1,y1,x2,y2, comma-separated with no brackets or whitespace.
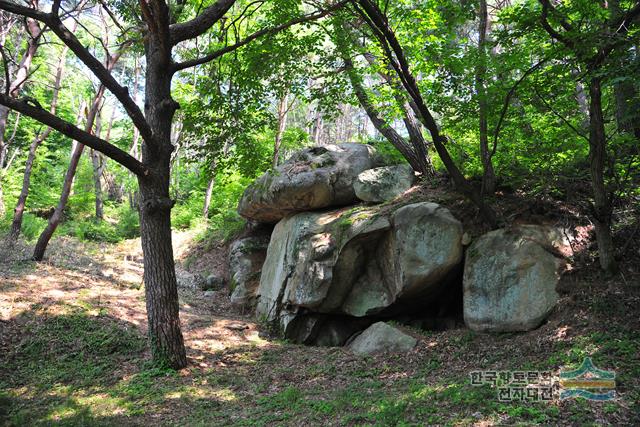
32,141,85,260
588,77,617,274
346,62,423,172
0,17,42,219
8,30,72,241
312,106,323,146
32,83,106,259
10,135,44,240
203,159,216,218
476,0,496,195
358,50,435,175
272,92,289,168
91,110,105,220
402,104,434,176
91,150,105,220
139,36,187,369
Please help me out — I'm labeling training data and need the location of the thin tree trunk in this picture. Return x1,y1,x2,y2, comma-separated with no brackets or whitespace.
273,92,289,167
32,85,106,260
130,58,141,160
91,152,105,219
402,105,434,176
345,59,424,172
355,0,498,226
588,77,617,274
476,0,496,194
0,17,42,218
272,93,289,168
359,51,434,175
8,39,72,241
32,142,85,260
203,169,215,218
91,104,105,220
312,107,323,146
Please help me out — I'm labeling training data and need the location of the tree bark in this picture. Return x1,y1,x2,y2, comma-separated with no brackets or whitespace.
588,77,617,274
359,51,434,175
138,30,187,369
345,62,422,171
312,106,323,145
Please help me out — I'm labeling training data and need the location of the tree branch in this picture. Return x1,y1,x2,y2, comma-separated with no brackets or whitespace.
538,0,574,49
0,94,148,176
172,0,349,72
0,0,154,144
169,0,236,45
532,84,589,142
492,57,548,156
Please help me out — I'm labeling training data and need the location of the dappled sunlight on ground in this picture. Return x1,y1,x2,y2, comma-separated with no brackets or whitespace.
1,231,639,425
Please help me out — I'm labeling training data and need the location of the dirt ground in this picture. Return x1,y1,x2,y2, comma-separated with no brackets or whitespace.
0,220,639,425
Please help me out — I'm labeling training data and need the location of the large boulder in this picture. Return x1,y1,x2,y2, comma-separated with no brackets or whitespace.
354,164,415,203
463,225,564,332
229,228,272,308
255,202,464,341
238,144,381,223
347,322,417,355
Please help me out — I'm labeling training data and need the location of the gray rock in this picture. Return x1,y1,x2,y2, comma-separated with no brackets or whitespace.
203,290,216,297
463,225,564,332
255,202,463,336
237,144,381,223
354,164,415,203
177,271,204,290
200,274,226,291
229,233,271,308
282,314,373,346
347,322,417,355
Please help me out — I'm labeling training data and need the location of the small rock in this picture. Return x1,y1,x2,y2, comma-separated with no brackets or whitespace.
347,322,417,355
200,274,225,291
225,323,249,331
461,232,472,246
203,290,216,297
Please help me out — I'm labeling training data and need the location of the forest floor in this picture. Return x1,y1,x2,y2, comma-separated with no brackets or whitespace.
0,219,639,426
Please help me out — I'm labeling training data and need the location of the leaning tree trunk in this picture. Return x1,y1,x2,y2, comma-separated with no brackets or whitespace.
32,141,85,260
32,85,106,260
354,0,498,227
8,26,73,242
0,17,42,219
138,37,187,369
588,77,617,274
